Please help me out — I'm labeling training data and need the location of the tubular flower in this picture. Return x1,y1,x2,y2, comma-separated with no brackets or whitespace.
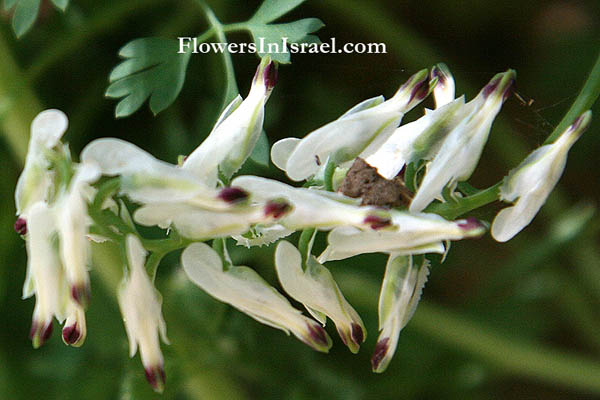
275,240,366,353
181,242,332,353
118,235,170,393
409,69,516,212
24,202,68,348
319,211,485,262
491,111,592,242
364,64,463,180
55,163,101,307
372,255,429,373
271,69,435,182
182,57,277,187
232,175,392,231
15,109,68,218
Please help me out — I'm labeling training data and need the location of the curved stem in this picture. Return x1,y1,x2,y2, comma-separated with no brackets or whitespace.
544,51,600,144
425,182,501,220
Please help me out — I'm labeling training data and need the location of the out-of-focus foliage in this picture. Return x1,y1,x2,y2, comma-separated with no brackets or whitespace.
0,0,599,399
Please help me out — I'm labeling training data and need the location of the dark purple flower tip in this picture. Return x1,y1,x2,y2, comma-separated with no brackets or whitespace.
144,365,166,393
218,187,249,204
458,217,486,237
482,77,500,99
305,322,332,352
409,76,431,104
14,217,27,235
264,199,292,219
364,215,392,230
264,60,278,91
62,323,81,346
351,323,365,344
371,338,390,372
30,320,53,348
71,284,91,308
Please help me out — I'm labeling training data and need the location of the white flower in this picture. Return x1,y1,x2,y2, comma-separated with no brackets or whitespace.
491,111,592,242
430,63,455,108
181,242,332,353
232,175,393,231
409,70,516,212
232,224,294,248
364,97,465,180
23,202,68,348
182,57,277,187
319,210,485,262
62,302,87,347
133,197,291,240
118,235,169,393
275,240,366,353
15,109,68,218
55,163,100,307
81,138,238,210
371,255,429,373
271,69,434,181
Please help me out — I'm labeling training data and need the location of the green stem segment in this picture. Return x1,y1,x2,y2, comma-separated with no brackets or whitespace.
544,52,600,144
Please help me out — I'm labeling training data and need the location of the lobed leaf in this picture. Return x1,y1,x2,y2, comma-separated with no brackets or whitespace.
106,38,191,118
4,0,69,37
247,18,324,63
250,0,307,24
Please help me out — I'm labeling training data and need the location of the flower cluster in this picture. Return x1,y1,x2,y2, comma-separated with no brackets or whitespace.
14,57,591,391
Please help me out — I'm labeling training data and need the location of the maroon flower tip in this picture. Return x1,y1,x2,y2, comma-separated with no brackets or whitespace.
14,217,27,235
482,77,500,98
71,284,91,308
62,324,81,345
307,323,329,347
409,77,430,103
351,323,365,344
30,321,53,347
364,215,392,230
371,338,390,371
503,79,515,101
264,200,291,219
458,217,486,238
264,61,278,91
145,365,166,393
218,187,249,204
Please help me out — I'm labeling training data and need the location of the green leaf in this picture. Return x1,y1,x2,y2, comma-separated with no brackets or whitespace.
248,130,270,168
50,0,69,11
247,18,324,63
4,0,69,37
9,0,40,38
106,37,192,118
250,0,307,23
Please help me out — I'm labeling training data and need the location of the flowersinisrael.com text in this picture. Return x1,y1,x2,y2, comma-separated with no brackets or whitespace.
177,37,387,55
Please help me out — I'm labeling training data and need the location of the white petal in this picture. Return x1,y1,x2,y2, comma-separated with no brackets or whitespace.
181,242,332,352
30,109,68,150
232,176,383,230
275,241,365,353
270,137,300,171
233,224,294,248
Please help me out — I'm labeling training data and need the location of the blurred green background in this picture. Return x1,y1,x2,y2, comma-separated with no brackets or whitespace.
1,0,599,399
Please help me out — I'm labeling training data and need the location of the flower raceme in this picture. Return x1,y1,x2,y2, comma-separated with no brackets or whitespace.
14,59,593,390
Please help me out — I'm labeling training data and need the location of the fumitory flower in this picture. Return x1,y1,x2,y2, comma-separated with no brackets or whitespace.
372,255,429,373
15,109,68,219
271,69,435,182
181,242,332,352
409,69,516,212
275,240,366,353
491,111,592,242
182,56,277,187
319,211,486,262
118,235,170,393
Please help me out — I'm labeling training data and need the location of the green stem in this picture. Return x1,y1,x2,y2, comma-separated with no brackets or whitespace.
298,228,316,265
200,2,240,107
336,271,600,394
145,252,165,282
544,51,600,144
425,182,501,220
